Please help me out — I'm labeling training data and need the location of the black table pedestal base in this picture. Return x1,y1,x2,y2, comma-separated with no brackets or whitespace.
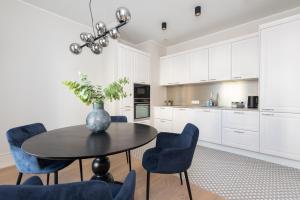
91,156,114,182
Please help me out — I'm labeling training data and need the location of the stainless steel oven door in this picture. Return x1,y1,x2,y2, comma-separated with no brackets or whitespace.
134,104,150,119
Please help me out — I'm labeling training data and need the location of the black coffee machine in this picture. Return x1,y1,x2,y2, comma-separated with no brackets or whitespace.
248,96,258,108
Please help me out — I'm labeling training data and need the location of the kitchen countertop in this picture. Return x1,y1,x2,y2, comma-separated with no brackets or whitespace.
156,105,259,111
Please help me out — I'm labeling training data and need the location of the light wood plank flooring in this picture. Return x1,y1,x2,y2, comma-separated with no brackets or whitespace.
0,154,223,200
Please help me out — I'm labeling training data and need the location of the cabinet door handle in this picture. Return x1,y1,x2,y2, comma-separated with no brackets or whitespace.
203,110,210,112
209,79,216,81
200,80,207,82
262,109,274,112
234,111,244,114
232,76,242,79
179,109,186,111
262,113,274,117
167,83,173,85
234,130,245,134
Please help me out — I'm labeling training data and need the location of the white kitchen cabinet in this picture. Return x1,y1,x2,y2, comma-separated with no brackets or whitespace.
170,54,189,84
160,58,171,85
260,18,300,113
189,49,209,83
118,45,134,118
154,107,173,120
222,110,259,131
232,36,259,80
154,119,173,133
134,53,150,84
209,44,231,81
191,109,222,144
222,128,259,152
260,112,300,161
172,108,191,133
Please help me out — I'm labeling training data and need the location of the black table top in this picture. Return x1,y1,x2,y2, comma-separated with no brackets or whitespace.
22,123,158,160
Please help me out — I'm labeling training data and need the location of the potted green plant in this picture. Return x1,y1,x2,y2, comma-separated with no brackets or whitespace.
63,72,129,133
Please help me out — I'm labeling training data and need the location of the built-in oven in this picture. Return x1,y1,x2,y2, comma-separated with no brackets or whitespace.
134,99,150,119
134,84,150,99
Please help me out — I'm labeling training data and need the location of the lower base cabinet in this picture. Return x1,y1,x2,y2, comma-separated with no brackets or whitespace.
191,109,222,144
260,112,300,161
222,128,259,152
154,119,173,133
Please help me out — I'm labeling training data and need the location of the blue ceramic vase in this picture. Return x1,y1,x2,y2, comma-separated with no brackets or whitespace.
86,103,111,133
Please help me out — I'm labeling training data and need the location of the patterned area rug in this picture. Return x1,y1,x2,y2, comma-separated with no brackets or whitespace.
132,142,300,200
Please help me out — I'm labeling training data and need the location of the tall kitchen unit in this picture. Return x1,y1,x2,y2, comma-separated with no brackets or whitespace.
260,15,300,161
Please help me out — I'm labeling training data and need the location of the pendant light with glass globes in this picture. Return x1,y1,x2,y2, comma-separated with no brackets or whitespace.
69,0,131,55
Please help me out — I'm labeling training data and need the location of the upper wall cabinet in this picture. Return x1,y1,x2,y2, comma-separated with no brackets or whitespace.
170,54,189,84
160,54,189,85
232,36,259,80
209,44,231,81
260,17,300,113
160,57,172,85
189,49,209,83
160,33,260,86
134,52,150,84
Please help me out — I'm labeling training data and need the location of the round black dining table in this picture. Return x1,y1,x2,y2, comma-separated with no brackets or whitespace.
22,123,158,182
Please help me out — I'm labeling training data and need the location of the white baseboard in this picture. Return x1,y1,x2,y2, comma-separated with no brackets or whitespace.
0,153,14,169
198,141,300,169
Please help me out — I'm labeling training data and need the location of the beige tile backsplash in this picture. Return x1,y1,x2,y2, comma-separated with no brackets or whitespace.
166,80,258,107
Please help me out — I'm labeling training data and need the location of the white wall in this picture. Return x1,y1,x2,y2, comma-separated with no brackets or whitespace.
167,7,300,54
0,0,105,168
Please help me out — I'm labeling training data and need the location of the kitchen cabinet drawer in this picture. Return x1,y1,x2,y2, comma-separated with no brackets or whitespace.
154,119,173,133
154,107,173,120
222,128,259,152
222,110,259,131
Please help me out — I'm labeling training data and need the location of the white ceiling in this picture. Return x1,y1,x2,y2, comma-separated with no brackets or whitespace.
23,0,300,46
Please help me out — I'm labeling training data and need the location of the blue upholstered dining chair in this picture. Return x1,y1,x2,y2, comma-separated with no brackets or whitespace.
142,123,199,200
6,123,82,185
0,171,136,200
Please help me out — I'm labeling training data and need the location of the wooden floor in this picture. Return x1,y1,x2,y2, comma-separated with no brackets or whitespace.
0,154,223,200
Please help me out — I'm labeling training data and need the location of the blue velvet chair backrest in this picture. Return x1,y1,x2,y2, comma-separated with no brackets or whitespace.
6,123,46,148
6,123,46,172
0,171,136,200
111,116,127,123
178,123,199,167
179,123,199,149
0,180,113,200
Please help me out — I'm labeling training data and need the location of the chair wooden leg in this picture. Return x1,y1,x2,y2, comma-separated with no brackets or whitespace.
46,173,50,185
16,172,23,185
184,171,192,200
128,150,132,171
54,171,58,184
179,172,183,185
79,159,83,181
125,151,129,163
146,171,150,200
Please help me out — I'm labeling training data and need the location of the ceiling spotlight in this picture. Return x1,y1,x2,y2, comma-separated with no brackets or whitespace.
195,6,201,16
162,22,167,30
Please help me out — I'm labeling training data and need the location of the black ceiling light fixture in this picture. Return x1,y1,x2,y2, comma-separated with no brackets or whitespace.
195,5,201,16
162,22,167,30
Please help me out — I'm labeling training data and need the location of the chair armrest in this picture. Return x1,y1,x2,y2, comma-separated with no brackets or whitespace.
157,148,191,173
156,132,181,149
22,176,44,186
114,171,136,200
